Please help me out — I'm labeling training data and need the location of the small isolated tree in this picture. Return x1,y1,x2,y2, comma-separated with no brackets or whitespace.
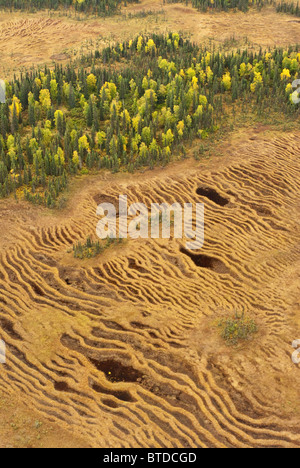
72,150,80,170
54,110,64,134
50,79,58,102
141,126,151,146
87,74,97,94
162,129,174,147
39,89,51,111
222,72,232,91
96,131,106,150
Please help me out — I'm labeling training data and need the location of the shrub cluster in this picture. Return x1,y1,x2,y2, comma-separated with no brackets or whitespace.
0,34,299,205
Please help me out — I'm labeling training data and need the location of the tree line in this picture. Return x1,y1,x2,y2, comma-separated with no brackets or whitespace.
0,0,139,16
166,0,265,12
0,33,299,206
276,1,300,16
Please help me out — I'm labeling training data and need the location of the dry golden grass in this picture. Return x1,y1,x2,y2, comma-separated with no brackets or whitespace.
0,128,300,447
0,2,299,76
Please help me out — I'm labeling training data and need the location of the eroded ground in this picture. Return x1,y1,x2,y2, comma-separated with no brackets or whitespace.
0,128,300,447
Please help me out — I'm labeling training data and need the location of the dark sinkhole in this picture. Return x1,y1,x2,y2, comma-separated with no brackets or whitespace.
180,247,230,274
196,187,229,207
88,358,143,383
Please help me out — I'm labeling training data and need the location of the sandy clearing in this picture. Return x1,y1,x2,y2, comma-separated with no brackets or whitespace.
0,3,299,77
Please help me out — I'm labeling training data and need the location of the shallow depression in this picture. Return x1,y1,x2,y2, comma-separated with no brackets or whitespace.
196,187,230,207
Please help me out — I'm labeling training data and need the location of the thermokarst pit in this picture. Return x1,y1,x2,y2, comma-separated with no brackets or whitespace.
196,187,230,207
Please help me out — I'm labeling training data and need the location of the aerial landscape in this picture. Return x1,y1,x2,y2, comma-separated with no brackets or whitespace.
0,0,299,450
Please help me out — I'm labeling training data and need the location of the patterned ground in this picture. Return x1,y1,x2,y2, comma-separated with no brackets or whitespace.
0,128,299,447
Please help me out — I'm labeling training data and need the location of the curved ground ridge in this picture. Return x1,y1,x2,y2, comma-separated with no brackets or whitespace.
0,131,300,447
